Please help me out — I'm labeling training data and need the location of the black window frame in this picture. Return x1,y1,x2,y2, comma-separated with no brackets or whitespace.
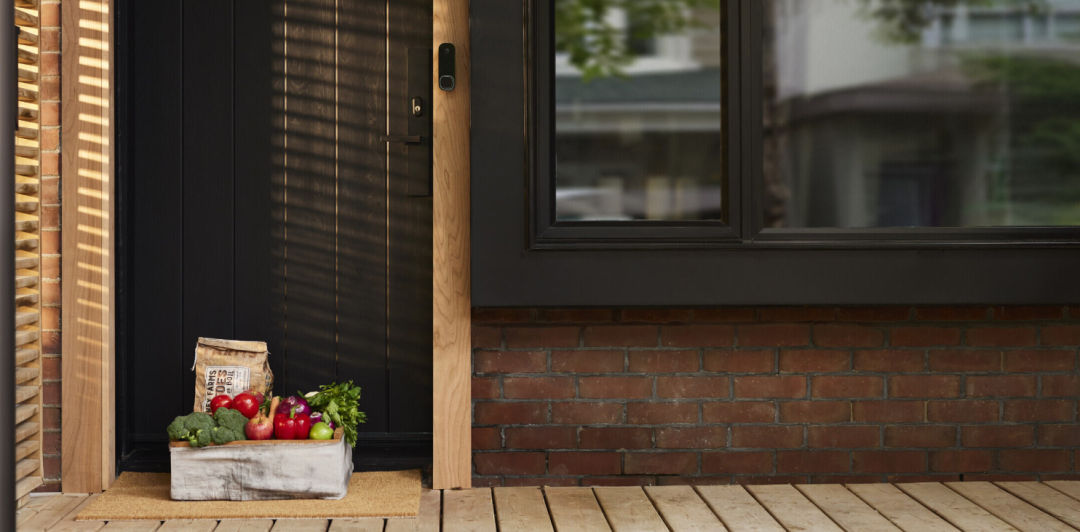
471,0,1080,307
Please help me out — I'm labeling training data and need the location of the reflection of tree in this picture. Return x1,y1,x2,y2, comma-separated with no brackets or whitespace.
854,0,1046,44
555,0,721,79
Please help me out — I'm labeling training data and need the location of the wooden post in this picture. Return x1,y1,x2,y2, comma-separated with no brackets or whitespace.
432,0,471,489
61,0,114,493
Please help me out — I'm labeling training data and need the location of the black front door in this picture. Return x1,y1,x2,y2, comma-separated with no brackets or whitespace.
116,0,434,471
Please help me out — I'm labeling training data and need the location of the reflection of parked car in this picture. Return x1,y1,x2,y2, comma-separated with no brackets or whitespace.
556,182,723,221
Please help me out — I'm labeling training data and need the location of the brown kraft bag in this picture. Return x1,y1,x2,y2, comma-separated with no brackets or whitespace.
192,338,274,413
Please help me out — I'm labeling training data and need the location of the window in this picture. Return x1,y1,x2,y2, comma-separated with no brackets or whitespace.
471,0,1080,306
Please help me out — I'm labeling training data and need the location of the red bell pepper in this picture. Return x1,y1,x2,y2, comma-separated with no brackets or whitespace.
274,405,312,440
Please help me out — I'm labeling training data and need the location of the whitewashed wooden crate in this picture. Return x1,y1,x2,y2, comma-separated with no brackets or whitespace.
169,428,352,501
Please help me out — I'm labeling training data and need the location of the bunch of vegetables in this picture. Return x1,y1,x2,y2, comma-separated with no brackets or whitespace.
165,382,366,448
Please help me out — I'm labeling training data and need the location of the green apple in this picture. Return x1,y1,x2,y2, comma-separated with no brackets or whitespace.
309,422,334,440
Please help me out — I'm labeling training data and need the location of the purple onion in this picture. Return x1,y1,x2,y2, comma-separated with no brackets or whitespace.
310,411,335,429
279,395,311,417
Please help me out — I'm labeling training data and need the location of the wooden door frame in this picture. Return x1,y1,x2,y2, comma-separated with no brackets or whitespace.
60,0,472,492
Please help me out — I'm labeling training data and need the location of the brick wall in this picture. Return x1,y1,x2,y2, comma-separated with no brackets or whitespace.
471,307,1080,487
38,0,63,492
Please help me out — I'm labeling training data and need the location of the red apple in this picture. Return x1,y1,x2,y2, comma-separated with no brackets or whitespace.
245,396,278,441
232,393,260,419
242,389,265,405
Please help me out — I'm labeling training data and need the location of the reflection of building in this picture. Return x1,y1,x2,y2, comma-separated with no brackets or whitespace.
767,0,1080,228
555,8,724,221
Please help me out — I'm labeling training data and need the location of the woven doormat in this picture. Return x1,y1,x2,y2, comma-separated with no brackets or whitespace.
76,470,421,521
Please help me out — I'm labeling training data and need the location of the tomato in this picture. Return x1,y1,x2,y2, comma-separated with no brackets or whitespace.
209,394,233,414
293,414,312,440
274,413,296,440
232,393,260,419
309,422,334,440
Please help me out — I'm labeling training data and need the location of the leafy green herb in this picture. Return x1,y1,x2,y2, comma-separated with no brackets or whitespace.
305,381,367,447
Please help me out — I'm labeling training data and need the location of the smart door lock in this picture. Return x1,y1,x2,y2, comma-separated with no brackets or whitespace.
438,43,455,91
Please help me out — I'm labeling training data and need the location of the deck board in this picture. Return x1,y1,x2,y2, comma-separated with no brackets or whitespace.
746,484,845,532
270,520,331,532
154,520,218,532
327,519,385,532
384,489,440,532
796,484,902,532
214,520,274,532
23,494,90,532
996,482,1080,530
694,485,785,532
947,482,1078,532
643,486,727,532
593,487,668,532
847,483,961,532
897,483,1021,532
99,521,163,532
494,487,555,532
543,487,611,532
442,488,497,532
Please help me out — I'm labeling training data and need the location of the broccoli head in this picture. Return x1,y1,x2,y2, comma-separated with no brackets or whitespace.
166,411,219,447
210,426,243,445
166,415,190,441
213,408,249,438
194,428,214,447
183,412,216,433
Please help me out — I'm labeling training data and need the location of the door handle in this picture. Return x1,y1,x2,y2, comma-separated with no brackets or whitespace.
385,135,422,145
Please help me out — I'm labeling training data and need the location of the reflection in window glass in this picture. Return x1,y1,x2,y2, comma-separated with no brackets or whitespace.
763,0,1080,228
554,0,724,221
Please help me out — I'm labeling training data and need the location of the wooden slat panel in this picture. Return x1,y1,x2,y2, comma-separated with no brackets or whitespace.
544,487,612,532
433,0,473,490
896,483,1020,532
16,144,39,159
270,520,330,532
17,329,41,346
214,521,274,532
17,347,39,365
17,292,40,306
385,489,441,532
14,8,38,27
18,29,38,46
15,438,39,461
15,475,43,502
327,519,384,532
644,486,726,532
18,47,38,64
16,198,39,212
443,488,497,532
493,487,555,532
15,457,39,482
16,421,40,442
18,66,37,82
17,274,39,288
18,104,38,121
15,255,40,271
16,218,39,233
948,482,1076,532
746,484,844,532
101,521,164,531
16,123,38,139
156,521,218,532
694,486,785,532
16,164,39,177
593,487,669,532
16,385,39,403
797,485,901,532
16,365,39,383
16,180,40,195
16,311,40,327
998,481,1080,530
19,86,39,102
16,236,39,250
15,0,40,8
18,493,85,531
16,403,38,424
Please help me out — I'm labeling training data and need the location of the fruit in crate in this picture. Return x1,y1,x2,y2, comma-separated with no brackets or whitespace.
242,389,265,405
309,422,334,440
232,392,260,419
209,394,233,414
245,396,278,440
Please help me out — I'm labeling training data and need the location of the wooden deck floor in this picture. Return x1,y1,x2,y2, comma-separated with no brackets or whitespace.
20,481,1080,531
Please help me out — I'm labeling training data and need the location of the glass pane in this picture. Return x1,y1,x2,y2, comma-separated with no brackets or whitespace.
763,0,1080,228
554,0,724,221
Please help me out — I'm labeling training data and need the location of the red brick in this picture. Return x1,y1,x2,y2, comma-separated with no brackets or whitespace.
1038,425,1080,447
41,408,60,430
1004,350,1075,372
42,307,59,331
661,325,735,348
580,427,652,449
472,428,502,450
891,327,962,347
504,477,579,487
585,477,655,486
853,350,924,373
884,425,955,448
506,327,579,348
838,307,910,322
627,403,698,424
552,402,623,424
41,256,60,280
809,426,880,448
40,2,60,26
1042,326,1080,346
505,427,577,449
994,306,1064,321
916,307,991,321
41,177,59,205
888,474,961,483
40,28,60,52
965,376,1036,398
625,452,698,475
779,350,850,372
703,350,774,373
693,309,757,322
734,376,806,398
40,102,59,127
1000,449,1071,472
551,350,624,373
43,383,60,405
927,401,999,422
41,154,60,179
737,476,808,485
657,427,725,449
42,332,60,355
1004,400,1073,422
1043,375,1080,397
760,307,835,322
474,452,546,475
738,324,811,347
473,327,502,348
928,350,1000,372
777,451,849,473
629,351,699,373
811,475,881,484
549,452,621,476
929,450,994,472
853,451,925,473
1045,474,1080,481
584,325,658,347
41,357,60,381
43,432,60,455
962,474,1039,482
779,401,850,423
657,477,734,487
961,426,1033,448
504,377,575,399
967,327,1037,347
853,401,924,423
43,457,60,480
537,309,614,322
703,451,774,474
41,231,60,255
622,309,692,323
475,351,547,374
40,125,59,150
472,377,500,399
732,426,802,448
473,308,533,323
42,282,60,306
812,376,883,398
579,377,652,399
814,325,884,348
657,376,729,399
704,402,775,423
474,402,547,425
888,375,960,398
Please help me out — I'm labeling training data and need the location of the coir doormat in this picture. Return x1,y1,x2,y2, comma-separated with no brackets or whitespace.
77,470,421,521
